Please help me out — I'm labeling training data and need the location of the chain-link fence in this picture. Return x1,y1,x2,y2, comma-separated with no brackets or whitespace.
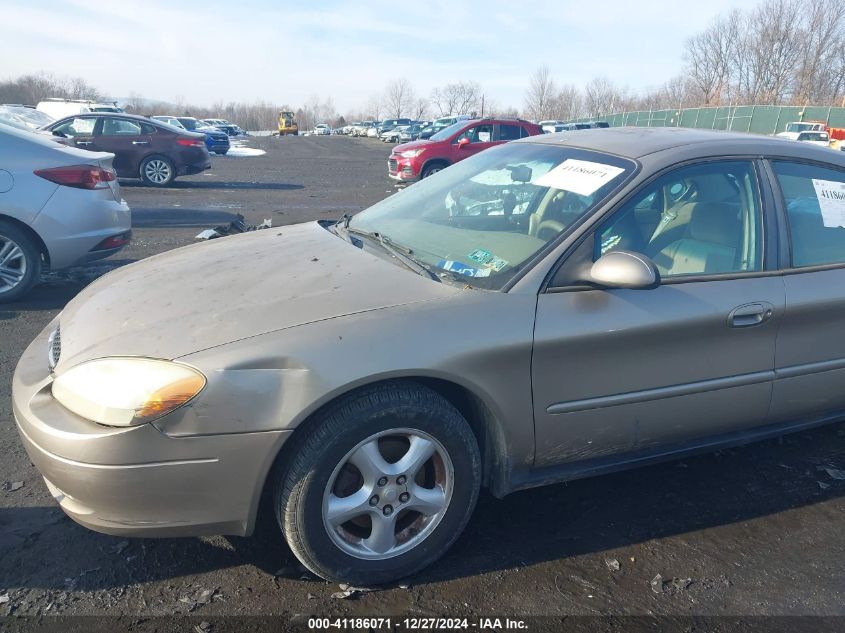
564,105,845,135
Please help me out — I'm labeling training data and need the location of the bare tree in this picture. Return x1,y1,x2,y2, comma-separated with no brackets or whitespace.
553,84,583,120
366,93,383,120
384,78,415,119
584,76,623,116
412,97,429,120
430,81,481,116
523,66,556,121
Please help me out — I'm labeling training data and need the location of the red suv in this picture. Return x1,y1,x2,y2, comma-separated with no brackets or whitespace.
388,118,542,182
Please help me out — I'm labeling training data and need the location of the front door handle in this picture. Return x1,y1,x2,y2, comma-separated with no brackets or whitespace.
132,141,149,145
76,141,92,146
728,302,774,328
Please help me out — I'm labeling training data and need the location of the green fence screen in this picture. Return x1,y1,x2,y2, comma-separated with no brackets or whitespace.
563,105,845,135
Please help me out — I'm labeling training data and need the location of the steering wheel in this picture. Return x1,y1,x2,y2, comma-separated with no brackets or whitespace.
535,219,566,241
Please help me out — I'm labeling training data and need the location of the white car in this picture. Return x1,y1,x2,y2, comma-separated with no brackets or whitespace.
795,131,831,147
776,121,827,141
36,99,123,120
0,105,54,130
366,125,380,138
0,123,131,301
150,115,186,129
314,124,331,136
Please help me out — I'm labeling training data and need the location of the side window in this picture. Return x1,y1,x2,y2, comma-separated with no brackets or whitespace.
595,161,763,278
455,125,493,144
100,118,141,135
497,124,522,141
772,161,845,267
140,122,158,134
52,117,96,137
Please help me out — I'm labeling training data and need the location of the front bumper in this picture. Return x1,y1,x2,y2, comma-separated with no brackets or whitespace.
12,321,290,538
388,156,419,182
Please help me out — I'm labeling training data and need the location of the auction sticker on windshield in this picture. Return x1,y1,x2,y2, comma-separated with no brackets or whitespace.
534,159,625,196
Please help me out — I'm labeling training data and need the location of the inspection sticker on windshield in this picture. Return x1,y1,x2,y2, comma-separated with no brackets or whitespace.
812,179,845,227
485,256,509,272
533,159,625,196
467,249,493,264
436,260,491,277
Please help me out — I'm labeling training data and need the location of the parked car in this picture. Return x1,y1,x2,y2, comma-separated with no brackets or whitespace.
36,99,123,120
175,117,231,155
17,128,845,584
314,124,331,136
150,116,185,129
794,131,831,147
539,120,562,133
398,123,424,142
0,122,130,301
203,119,239,136
377,118,412,135
366,124,382,138
42,113,211,187
380,125,408,143
777,121,827,140
388,117,542,181
1,105,54,130
418,116,470,140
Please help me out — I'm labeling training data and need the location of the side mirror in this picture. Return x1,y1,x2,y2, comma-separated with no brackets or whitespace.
457,137,470,148
589,250,660,289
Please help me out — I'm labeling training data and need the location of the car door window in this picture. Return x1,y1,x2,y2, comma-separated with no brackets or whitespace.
100,118,141,136
455,125,493,144
772,161,845,267
52,117,96,138
595,160,763,277
497,124,522,141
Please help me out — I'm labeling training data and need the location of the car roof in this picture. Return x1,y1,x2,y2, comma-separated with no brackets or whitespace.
522,126,845,164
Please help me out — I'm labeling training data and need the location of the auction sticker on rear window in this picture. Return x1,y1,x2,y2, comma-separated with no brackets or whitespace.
812,178,845,227
534,159,625,196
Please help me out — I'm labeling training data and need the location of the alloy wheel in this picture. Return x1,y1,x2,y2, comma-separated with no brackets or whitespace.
0,235,26,295
322,428,454,560
143,159,172,184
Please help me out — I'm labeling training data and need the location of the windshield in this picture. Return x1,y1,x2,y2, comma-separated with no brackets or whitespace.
786,123,815,133
429,121,468,141
348,142,635,289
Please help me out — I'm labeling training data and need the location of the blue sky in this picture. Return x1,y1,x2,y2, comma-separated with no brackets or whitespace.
2,0,747,112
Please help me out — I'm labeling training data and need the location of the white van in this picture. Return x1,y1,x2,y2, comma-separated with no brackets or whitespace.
36,99,123,120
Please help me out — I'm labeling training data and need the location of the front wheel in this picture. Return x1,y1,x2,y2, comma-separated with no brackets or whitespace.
140,155,176,187
275,382,481,585
421,162,447,179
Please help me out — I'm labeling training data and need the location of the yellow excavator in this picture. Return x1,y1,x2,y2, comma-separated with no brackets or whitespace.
278,111,298,136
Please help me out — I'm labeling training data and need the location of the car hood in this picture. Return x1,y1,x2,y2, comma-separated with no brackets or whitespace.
55,221,461,368
391,139,435,153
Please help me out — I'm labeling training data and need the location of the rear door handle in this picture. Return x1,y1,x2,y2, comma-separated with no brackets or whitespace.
76,141,92,146
132,141,149,145
728,302,774,328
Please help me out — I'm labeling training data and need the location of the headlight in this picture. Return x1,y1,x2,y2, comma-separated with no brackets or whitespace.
52,358,206,427
399,149,425,158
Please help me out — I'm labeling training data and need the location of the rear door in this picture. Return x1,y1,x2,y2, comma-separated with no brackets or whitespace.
532,159,784,467
767,160,845,425
91,117,152,176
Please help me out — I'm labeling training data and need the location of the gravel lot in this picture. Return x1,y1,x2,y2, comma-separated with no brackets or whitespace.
2,135,845,630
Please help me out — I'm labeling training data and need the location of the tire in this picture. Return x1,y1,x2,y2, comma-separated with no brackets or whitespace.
215,150,228,155
275,382,481,585
140,155,176,187
421,162,447,179
0,220,42,303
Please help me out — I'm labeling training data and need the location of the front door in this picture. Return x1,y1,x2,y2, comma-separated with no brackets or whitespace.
91,117,152,176
452,124,495,160
532,159,784,467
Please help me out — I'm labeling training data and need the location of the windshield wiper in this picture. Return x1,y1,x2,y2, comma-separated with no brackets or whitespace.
345,228,441,283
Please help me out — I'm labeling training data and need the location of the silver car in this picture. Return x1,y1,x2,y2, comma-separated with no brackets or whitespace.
0,123,131,301
13,128,845,584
